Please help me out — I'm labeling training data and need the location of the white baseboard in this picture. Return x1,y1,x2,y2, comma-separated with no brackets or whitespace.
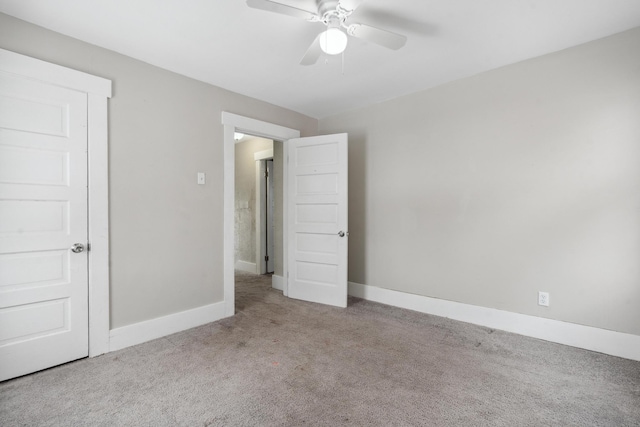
235,260,257,274
348,282,640,362
109,301,227,352
272,274,284,291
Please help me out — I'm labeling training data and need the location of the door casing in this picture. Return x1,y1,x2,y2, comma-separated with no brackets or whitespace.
0,49,112,357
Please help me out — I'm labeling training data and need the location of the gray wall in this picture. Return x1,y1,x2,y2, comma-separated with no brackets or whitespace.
319,27,640,336
234,137,272,266
0,13,318,329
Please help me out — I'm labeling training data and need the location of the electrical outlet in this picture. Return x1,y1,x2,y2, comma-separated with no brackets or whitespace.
538,291,550,307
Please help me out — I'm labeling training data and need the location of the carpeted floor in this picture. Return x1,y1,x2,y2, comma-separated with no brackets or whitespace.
1,271,639,426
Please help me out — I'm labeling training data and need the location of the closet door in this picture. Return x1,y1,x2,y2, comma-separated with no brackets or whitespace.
0,71,89,381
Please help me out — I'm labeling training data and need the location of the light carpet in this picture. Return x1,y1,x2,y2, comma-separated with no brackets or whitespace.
1,271,639,426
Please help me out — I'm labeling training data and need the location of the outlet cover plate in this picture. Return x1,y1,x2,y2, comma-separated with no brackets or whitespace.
538,291,550,307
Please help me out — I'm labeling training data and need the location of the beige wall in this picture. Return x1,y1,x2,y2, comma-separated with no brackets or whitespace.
0,13,317,329
319,27,640,336
234,137,272,266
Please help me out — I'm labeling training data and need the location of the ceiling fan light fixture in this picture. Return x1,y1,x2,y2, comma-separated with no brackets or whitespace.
319,27,348,55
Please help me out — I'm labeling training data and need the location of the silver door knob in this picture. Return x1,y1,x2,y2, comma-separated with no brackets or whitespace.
71,243,85,253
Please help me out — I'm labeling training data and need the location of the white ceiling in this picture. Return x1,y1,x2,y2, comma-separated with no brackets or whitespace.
1,0,639,119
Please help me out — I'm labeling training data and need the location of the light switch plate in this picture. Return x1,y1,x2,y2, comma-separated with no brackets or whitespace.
197,172,206,185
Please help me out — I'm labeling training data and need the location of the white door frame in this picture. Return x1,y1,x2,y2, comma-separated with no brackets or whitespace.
221,112,300,316
0,49,112,357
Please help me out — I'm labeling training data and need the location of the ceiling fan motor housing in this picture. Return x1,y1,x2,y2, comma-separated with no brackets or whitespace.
315,0,355,29
317,0,340,16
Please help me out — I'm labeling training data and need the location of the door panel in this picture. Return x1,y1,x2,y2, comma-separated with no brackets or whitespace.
287,134,348,307
0,144,69,185
0,72,89,381
0,298,70,345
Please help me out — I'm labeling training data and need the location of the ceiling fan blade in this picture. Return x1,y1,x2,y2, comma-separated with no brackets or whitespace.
300,35,323,66
339,0,366,12
347,23,407,50
246,0,318,21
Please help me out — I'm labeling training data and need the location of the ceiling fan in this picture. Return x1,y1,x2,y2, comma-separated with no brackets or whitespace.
246,0,407,65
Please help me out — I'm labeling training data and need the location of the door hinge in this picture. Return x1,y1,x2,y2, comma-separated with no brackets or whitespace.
265,255,269,261
265,169,269,178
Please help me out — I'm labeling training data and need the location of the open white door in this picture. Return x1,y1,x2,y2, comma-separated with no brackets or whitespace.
0,72,89,381
287,133,348,307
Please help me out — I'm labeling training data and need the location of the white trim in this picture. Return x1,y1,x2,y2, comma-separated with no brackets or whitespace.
0,49,112,358
221,112,300,315
282,140,289,297
0,48,111,97
272,275,285,291
87,93,110,357
223,124,235,317
222,112,301,141
348,282,640,362
109,302,226,352
254,148,274,161
235,260,257,274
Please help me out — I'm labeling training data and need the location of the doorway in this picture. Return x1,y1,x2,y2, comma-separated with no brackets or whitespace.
221,113,301,316
233,135,277,275
222,113,349,314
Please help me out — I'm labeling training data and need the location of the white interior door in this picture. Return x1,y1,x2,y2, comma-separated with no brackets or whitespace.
0,71,89,381
287,133,348,307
